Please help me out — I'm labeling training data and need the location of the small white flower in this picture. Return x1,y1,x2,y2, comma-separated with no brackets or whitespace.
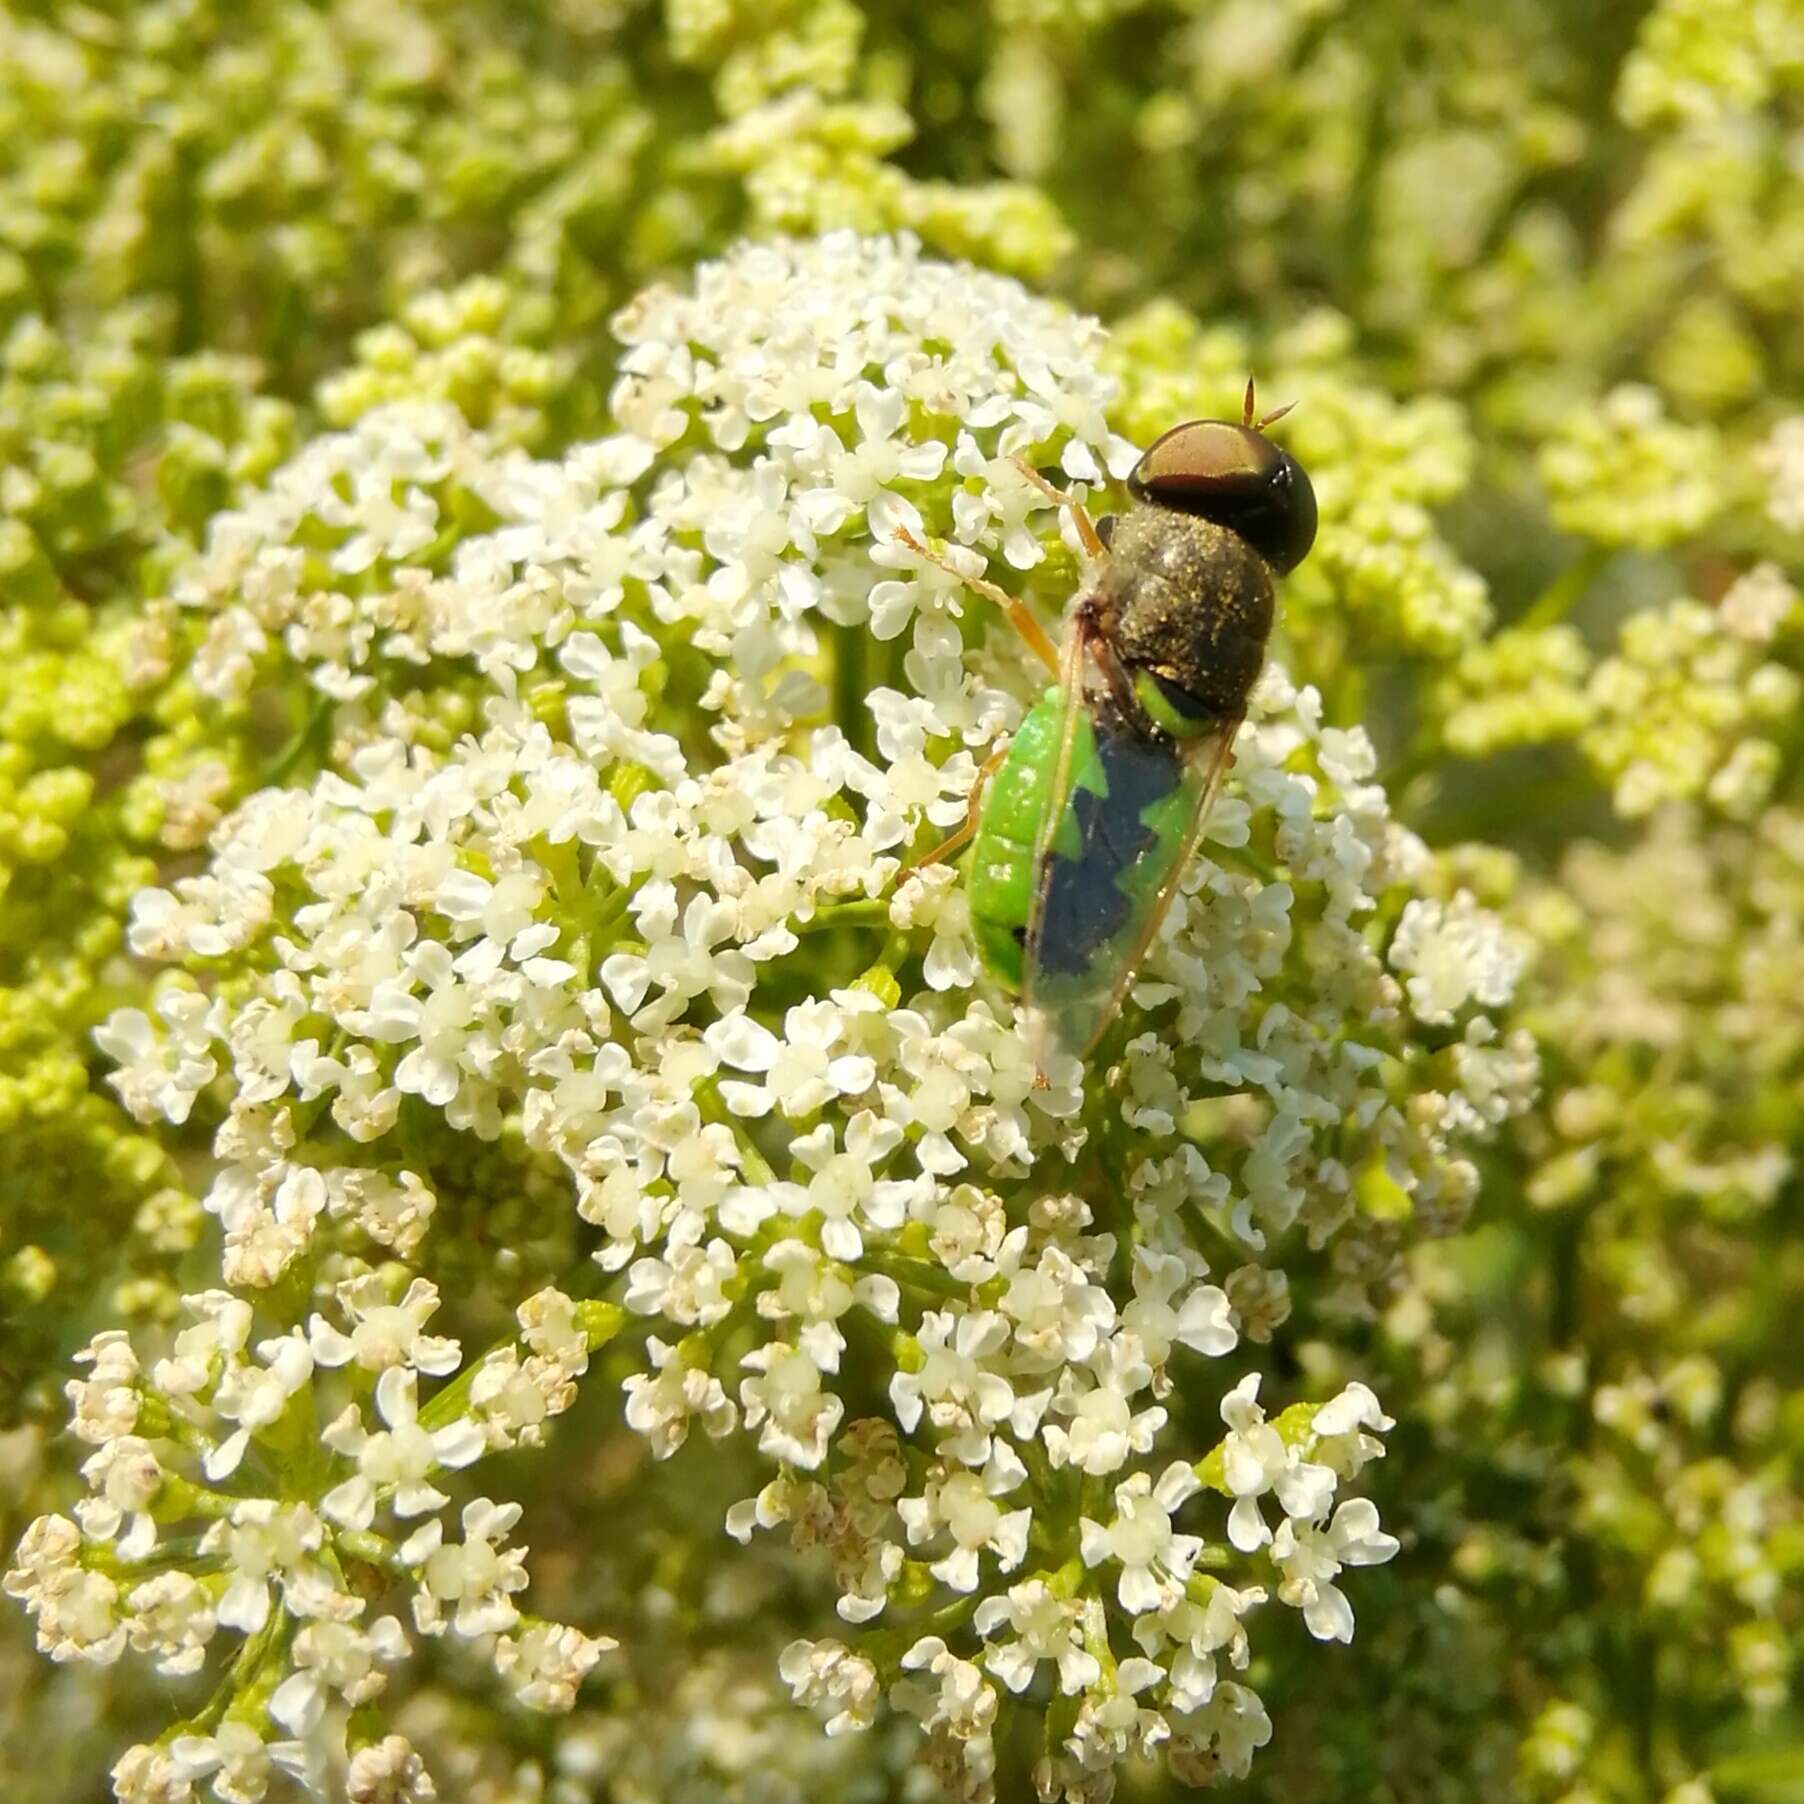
95,993,219,1126
1270,1498,1400,1642
624,1238,739,1327
1066,1657,1170,1770
999,1241,1115,1374
1120,1247,1237,1368
896,1464,1031,1593
708,999,877,1120
64,1331,142,1444
169,1719,314,1804
622,1337,737,1458
757,1238,897,1372
109,1742,193,1804
1216,1373,1337,1552
1131,1579,1266,1712
1170,1680,1273,1783
601,888,752,1029
344,1734,437,1803
1042,1345,1166,1478
199,1501,331,1635
779,1637,881,1736
495,1621,616,1713
402,1497,530,1637
739,1341,843,1469
76,1436,163,1552
889,1309,1017,1467
1079,1462,1206,1615
785,1110,919,1261
1311,1382,1395,1480
893,1634,999,1742
974,1579,1100,1695
124,1572,217,1677
269,1616,409,1733
434,866,547,955
320,1367,485,1528
309,1276,461,1377
206,1331,315,1480
1388,891,1526,1025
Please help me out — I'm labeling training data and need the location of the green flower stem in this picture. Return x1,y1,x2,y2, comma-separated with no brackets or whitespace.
1518,546,1611,631
258,695,335,788
795,897,892,933
694,1079,779,1186
857,1248,971,1301
417,1300,628,1434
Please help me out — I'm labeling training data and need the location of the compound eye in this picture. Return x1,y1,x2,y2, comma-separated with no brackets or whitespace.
1128,419,1317,574
1128,421,1276,508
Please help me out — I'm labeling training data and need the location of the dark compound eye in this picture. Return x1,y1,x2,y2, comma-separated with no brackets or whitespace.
1127,420,1318,575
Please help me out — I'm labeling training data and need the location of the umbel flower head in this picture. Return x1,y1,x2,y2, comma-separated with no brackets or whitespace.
8,234,1529,1802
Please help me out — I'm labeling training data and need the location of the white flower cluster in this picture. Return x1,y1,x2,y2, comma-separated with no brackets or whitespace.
4,1285,615,1802
12,234,1532,1800
1758,414,1804,535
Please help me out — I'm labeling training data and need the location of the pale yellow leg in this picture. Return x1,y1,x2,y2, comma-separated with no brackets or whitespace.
893,526,1061,676
1008,459,1108,562
906,743,1011,873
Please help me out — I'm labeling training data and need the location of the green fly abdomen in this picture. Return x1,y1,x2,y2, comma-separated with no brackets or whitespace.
969,690,1066,991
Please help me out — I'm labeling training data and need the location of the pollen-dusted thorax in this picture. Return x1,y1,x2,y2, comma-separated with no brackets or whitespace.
1099,415,1318,734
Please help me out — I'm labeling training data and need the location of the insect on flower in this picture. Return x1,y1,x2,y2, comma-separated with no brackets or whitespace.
900,382,1318,1081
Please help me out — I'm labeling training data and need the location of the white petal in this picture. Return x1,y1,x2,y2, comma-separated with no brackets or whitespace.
269,1670,325,1736
216,1576,271,1635
1303,1581,1355,1643
321,1476,376,1530
825,1053,876,1095
1154,1461,1203,1510
1117,1562,1165,1616
1314,1382,1392,1436
203,1429,249,1482
431,1420,488,1469
308,1318,357,1367
704,1013,780,1074
1276,1460,1337,1524
1175,1286,1238,1357
1227,1495,1271,1553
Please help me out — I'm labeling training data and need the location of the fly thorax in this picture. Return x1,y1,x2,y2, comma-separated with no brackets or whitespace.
1104,507,1276,725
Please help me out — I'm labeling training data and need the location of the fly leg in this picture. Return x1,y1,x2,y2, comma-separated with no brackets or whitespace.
904,741,1011,873
1084,612,1149,732
1009,460,1109,562
892,526,1061,677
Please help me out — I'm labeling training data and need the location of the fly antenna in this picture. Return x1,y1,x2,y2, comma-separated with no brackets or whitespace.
1243,377,1297,431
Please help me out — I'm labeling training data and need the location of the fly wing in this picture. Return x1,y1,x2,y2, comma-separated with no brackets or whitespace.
1020,622,1096,1071
1023,699,1242,1077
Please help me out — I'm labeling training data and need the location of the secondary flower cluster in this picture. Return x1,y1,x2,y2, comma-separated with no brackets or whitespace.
5,1279,618,1801
6,234,1533,1800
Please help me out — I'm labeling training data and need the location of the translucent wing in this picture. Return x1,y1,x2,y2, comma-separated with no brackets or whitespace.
1023,661,1241,1077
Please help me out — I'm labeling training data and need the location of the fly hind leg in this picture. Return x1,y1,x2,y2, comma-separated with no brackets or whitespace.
905,742,1010,874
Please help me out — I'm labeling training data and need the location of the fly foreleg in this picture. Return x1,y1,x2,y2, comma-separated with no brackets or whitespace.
892,526,1061,677
1008,460,1108,562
